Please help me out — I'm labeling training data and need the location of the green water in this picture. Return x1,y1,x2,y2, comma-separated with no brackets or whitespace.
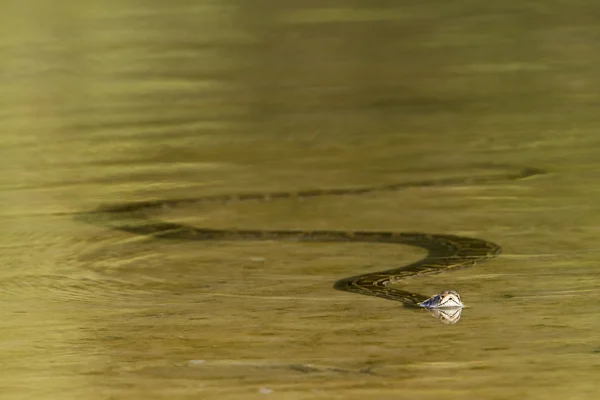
1,1,600,399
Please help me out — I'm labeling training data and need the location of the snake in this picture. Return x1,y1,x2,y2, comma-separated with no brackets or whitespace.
80,166,544,312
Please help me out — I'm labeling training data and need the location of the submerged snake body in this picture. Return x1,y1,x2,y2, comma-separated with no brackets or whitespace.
333,232,500,306
82,167,543,308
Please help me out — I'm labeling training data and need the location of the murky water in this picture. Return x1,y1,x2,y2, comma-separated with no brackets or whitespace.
2,1,600,399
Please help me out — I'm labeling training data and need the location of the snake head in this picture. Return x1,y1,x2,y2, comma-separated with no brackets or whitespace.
419,290,464,308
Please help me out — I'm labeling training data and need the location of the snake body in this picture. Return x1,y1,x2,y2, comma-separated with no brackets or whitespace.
80,166,544,307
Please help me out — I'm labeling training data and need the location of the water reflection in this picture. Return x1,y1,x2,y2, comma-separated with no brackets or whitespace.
423,306,463,325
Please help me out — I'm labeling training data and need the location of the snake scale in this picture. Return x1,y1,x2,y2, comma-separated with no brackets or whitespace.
81,166,544,308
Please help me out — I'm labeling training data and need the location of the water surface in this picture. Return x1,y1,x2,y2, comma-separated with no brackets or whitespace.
2,1,600,399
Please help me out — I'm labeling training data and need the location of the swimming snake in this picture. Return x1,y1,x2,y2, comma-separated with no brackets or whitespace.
80,166,544,312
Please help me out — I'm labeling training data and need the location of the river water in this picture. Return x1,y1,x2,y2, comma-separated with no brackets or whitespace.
2,1,600,399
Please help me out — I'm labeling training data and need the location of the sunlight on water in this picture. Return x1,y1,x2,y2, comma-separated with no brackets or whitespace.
2,1,600,399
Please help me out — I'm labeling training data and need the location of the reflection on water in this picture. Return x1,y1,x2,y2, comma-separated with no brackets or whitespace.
2,1,600,399
423,306,463,325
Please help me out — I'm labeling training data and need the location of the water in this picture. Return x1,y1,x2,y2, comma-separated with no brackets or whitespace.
2,1,600,399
